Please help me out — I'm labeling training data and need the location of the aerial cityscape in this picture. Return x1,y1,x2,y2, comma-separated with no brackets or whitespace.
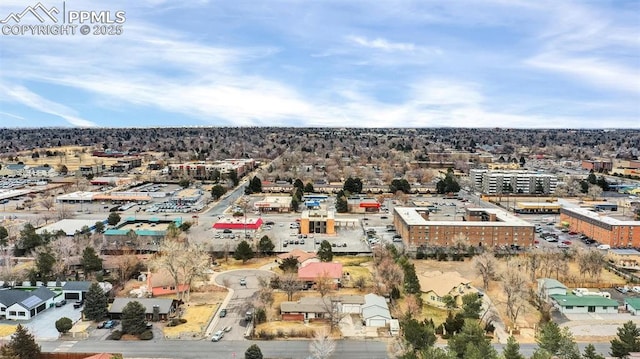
1,1,640,359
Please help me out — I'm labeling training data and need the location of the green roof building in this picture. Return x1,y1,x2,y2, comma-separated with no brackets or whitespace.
551,294,619,314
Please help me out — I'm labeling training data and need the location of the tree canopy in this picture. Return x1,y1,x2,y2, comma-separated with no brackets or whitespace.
84,282,108,321
317,240,333,262
0,324,40,359
122,301,147,335
234,240,255,263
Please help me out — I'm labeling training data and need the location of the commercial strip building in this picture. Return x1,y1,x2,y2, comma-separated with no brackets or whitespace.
253,196,292,213
347,198,381,213
469,169,558,195
560,207,640,248
514,202,561,214
393,207,534,248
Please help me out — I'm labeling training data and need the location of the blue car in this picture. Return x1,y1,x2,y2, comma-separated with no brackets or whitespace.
98,320,119,329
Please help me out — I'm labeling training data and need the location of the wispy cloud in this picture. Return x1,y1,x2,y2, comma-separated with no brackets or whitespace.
0,84,96,127
347,35,416,52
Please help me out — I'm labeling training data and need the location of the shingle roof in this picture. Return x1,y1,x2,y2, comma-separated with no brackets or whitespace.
339,295,365,305
298,262,343,280
62,281,93,291
280,297,331,314
277,249,317,263
418,271,471,297
551,294,619,307
31,287,55,301
0,289,30,307
109,298,176,314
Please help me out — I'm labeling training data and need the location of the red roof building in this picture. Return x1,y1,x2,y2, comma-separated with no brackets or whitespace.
298,262,343,282
213,217,263,230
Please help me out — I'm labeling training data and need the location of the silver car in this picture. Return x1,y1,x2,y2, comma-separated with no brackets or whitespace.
211,330,224,342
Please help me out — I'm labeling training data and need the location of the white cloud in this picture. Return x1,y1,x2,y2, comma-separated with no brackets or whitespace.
347,35,416,52
0,84,96,127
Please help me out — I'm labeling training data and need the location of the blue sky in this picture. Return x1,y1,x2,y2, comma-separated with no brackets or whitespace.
0,0,638,128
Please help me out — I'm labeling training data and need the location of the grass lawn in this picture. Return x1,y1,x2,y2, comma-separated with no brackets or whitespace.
333,256,372,266
255,320,329,338
217,257,275,271
163,303,217,336
420,300,449,326
0,325,16,337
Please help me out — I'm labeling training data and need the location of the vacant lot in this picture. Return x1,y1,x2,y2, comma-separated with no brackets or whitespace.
162,290,227,338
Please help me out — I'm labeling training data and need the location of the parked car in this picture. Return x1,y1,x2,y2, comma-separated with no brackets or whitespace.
73,300,84,309
98,320,118,329
632,287,640,294
240,278,247,286
55,299,67,307
617,286,629,294
223,229,232,234
211,330,224,342
219,308,227,317
562,240,572,245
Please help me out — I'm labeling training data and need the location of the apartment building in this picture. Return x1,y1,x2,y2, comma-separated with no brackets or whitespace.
560,207,640,248
469,169,558,195
167,159,256,180
393,207,535,248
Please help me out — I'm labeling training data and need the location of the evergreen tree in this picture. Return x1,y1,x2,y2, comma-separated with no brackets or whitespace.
257,236,274,256
610,321,640,358
94,221,105,233
401,318,436,351
121,301,147,335
35,249,56,281
211,184,227,199
401,262,421,294
461,293,482,319
293,179,304,191
82,246,103,275
245,344,263,359
0,324,40,359
317,240,333,262
343,177,363,194
84,282,108,321
503,335,525,359
278,256,299,273
335,196,348,213
234,240,254,263
448,320,497,359
304,182,314,193
537,321,563,355
436,168,461,194
107,212,121,226
227,169,239,186
583,344,605,359
55,317,73,334
389,179,411,194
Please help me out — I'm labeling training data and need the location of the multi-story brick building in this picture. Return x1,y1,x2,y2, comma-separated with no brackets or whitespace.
167,159,255,180
581,160,613,172
393,207,534,248
469,169,558,195
560,207,640,247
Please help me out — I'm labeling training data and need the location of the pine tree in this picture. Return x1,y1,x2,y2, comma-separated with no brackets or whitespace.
583,344,605,359
0,324,41,359
610,321,640,358
537,321,562,355
82,246,103,275
245,344,263,359
234,240,254,263
121,301,147,335
257,236,274,256
84,282,108,321
317,240,333,262
503,335,525,359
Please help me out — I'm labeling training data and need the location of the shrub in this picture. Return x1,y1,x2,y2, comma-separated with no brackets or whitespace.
255,308,266,324
107,330,122,340
276,329,284,338
139,330,153,340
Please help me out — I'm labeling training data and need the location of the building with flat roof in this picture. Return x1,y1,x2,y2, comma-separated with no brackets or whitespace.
167,159,255,180
56,191,98,203
550,294,618,314
582,160,613,172
560,207,640,248
393,207,534,249
300,210,335,235
515,202,561,214
254,196,292,213
213,217,263,231
469,169,558,195
37,219,107,236
347,198,381,213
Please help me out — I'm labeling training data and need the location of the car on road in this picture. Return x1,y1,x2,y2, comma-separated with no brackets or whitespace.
211,330,224,342
219,309,227,317
240,278,247,286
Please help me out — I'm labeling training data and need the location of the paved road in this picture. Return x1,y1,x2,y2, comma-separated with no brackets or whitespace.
211,269,275,340
40,339,391,359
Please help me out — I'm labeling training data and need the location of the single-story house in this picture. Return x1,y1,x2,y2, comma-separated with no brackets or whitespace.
277,249,318,267
298,262,343,287
625,298,640,315
141,269,189,297
418,270,472,308
340,295,365,314
280,297,333,321
109,298,178,321
0,287,56,320
362,293,391,327
62,281,93,301
537,278,568,302
550,294,619,314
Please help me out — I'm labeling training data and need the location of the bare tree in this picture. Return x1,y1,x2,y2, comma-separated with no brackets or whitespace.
404,294,422,319
280,273,303,301
501,264,527,326
374,256,404,297
587,184,603,200
526,249,542,282
309,328,336,359
315,271,334,298
176,243,211,302
40,197,55,211
473,251,497,290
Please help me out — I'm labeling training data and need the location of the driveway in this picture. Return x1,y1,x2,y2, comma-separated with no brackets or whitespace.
17,302,82,340
211,269,274,341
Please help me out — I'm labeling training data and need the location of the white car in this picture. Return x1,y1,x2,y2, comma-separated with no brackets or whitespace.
211,330,224,342
632,287,640,294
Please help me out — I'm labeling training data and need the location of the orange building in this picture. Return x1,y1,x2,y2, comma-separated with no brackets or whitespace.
560,207,640,247
393,207,534,249
299,210,335,235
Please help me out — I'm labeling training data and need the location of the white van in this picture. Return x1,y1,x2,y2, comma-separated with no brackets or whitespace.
597,244,611,250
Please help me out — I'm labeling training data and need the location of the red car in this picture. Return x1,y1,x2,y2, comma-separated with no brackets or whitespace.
562,240,572,245
568,231,578,235
534,240,540,244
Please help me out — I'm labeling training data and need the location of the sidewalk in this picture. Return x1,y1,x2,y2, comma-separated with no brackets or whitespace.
203,272,234,338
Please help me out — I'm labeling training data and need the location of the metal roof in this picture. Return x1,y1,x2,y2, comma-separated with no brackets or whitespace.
551,294,618,307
